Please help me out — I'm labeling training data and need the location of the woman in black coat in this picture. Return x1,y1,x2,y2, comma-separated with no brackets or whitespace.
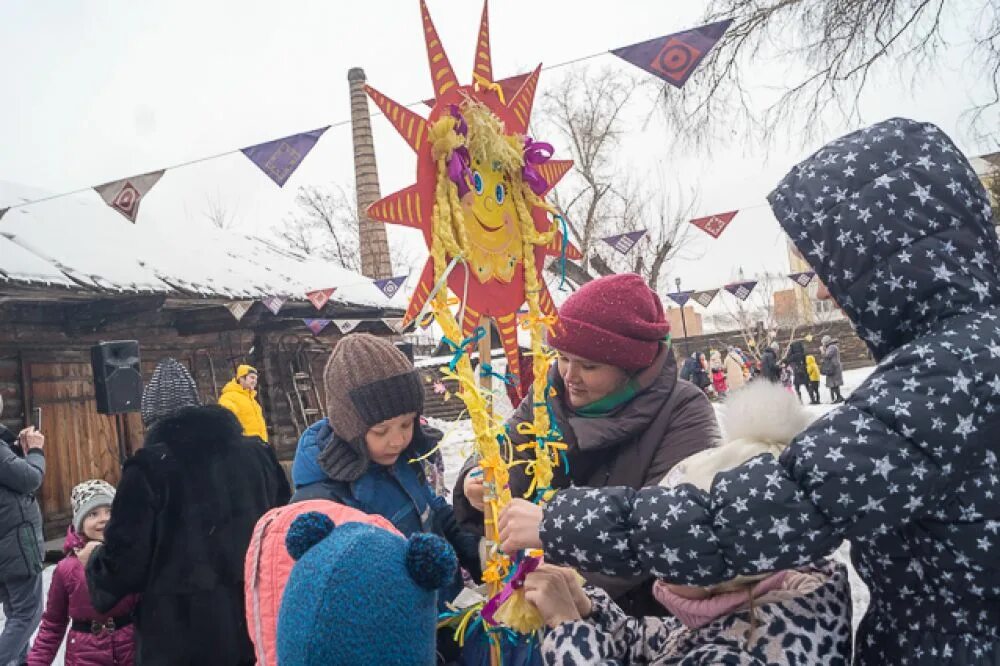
84,359,290,666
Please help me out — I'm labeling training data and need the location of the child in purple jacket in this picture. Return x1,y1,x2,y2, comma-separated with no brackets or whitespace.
28,480,138,666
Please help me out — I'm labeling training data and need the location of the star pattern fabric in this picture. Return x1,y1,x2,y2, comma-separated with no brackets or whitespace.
539,119,1000,665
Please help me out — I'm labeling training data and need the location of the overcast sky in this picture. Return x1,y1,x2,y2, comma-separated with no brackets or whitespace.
1,0,996,297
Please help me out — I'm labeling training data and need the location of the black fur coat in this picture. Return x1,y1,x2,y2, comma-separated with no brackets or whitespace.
87,405,290,666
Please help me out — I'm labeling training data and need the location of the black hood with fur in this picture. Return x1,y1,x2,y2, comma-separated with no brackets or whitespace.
142,404,244,458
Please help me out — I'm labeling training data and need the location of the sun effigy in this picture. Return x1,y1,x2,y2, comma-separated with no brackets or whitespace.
363,0,579,652
364,0,581,387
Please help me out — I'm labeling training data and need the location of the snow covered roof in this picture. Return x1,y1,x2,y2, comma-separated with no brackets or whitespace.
0,181,391,310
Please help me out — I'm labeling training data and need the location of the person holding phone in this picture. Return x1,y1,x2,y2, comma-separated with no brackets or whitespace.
0,395,46,666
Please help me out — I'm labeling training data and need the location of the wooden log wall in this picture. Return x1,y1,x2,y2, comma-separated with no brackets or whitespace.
0,297,397,536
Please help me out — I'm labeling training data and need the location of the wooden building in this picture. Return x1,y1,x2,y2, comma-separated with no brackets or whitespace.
1,182,403,538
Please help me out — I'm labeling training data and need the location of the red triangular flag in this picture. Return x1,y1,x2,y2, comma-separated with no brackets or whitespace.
305,288,336,311
690,210,738,239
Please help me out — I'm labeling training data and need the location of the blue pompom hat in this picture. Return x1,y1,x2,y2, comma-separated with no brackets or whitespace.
277,512,457,666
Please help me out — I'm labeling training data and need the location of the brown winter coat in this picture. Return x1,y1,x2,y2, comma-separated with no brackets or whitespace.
453,344,720,616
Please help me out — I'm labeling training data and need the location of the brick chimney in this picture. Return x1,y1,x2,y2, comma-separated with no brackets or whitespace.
348,67,392,279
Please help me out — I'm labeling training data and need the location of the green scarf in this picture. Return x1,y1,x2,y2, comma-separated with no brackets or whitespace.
573,378,641,418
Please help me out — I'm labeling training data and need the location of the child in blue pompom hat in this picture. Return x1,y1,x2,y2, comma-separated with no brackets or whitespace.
278,512,458,666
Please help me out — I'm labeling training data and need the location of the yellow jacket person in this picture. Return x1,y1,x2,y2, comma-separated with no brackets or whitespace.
219,364,268,442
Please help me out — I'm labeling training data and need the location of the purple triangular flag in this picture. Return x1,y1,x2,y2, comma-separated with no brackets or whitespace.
724,280,758,301
692,289,719,308
667,290,693,306
611,19,732,89
262,296,286,315
788,271,816,288
373,275,407,299
303,318,332,335
601,230,647,255
241,127,329,187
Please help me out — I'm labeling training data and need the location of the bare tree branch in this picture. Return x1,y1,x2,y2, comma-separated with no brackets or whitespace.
275,184,362,272
660,0,998,148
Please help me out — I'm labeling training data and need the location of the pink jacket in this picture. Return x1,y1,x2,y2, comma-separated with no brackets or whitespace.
28,529,139,666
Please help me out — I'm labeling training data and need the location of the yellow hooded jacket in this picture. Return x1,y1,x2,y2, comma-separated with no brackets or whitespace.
218,365,268,442
805,355,821,382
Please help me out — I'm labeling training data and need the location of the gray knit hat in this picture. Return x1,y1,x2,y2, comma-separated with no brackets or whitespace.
71,479,115,534
141,358,201,427
318,334,424,481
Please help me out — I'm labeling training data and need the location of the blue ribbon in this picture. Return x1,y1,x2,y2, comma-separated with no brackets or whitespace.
555,214,570,291
480,363,515,385
442,326,488,371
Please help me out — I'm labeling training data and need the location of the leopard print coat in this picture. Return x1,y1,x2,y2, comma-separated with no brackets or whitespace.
541,562,852,665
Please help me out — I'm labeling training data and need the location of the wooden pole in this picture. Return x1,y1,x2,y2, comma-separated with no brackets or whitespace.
477,317,501,666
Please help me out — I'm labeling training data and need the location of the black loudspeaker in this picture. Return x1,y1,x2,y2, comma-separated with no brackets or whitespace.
91,341,142,415
394,342,414,362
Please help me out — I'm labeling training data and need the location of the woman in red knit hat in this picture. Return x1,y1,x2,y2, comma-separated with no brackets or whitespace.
453,273,719,617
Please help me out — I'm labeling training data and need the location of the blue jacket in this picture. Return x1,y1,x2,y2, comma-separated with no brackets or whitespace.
538,119,1000,665
290,421,482,604
290,419,330,488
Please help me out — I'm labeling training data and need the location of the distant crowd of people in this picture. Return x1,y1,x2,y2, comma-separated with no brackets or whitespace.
679,334,845,404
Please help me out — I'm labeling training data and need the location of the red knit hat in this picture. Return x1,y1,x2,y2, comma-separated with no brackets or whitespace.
548,273,670,371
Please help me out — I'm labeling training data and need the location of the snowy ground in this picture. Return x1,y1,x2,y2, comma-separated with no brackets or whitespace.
5,367,874,663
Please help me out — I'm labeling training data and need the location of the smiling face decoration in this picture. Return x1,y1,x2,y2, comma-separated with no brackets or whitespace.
463,158,522,283
362,0,582,389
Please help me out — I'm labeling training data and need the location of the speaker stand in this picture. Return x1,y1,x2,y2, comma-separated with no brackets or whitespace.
113,414,129,469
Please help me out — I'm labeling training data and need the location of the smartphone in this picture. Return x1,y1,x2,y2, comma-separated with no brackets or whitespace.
31,407,41,431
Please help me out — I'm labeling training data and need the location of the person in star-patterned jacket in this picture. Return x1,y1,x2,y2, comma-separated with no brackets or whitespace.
501,118,1000,665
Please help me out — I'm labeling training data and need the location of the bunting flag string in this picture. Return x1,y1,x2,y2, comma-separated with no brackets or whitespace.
666,290,693,306
225,301,254,321
691,289,719,308
690,210,739,239
240,127,329,187
305,288,337,310
611,19,732,88
0,24,748,225
303,319,332,335
93,170,165,223
373,275,408,299
724,280,758,301
788,271,816,288
261,296,286,315
601,230,647,255
0,208,7,221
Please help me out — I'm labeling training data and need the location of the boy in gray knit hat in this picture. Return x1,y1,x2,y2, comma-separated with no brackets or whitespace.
291,334,482,655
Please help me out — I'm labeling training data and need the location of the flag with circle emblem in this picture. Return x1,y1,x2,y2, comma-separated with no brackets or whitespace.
611,20,732,89
373,276,407,299
93,170,165,223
